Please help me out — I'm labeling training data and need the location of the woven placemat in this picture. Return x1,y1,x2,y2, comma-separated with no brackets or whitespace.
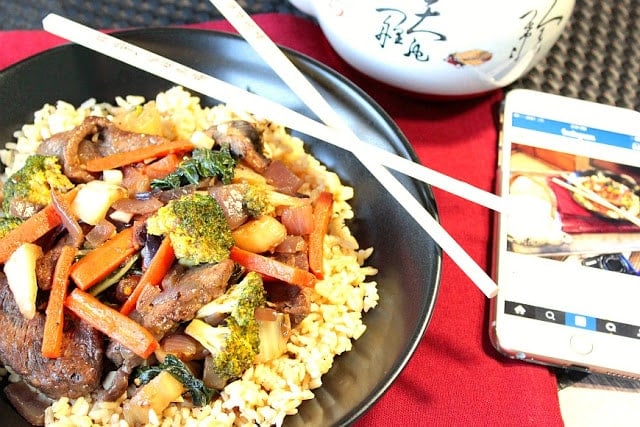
1,0,638,111
508,0,640,111
0,1,306,30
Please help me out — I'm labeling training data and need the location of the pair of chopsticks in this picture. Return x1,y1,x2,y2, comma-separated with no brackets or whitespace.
42,5,499,298
551,177,640,228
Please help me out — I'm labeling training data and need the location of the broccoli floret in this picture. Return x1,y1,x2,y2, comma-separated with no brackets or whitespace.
185,272,267,381
146,193,233,265
197,271,267,326
0,216,23,239
150,146,237,190
193,319,257,380
243,183,271,217
2,155,74,217
242,183,310,218
146,193,232,264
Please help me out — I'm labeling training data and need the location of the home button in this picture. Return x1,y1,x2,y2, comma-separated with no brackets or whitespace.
569,335,593,355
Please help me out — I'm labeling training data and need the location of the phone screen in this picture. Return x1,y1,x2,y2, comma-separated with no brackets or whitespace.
491,90,640,376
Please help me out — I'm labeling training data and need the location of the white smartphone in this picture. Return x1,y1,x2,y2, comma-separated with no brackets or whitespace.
490,89,640,378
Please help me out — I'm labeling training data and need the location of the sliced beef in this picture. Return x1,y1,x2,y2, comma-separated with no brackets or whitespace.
264,281,311,327
0,274,103,399
92,368,130,403
7,198,45,219
35,232,82,291
208,121,269,172
98,121,170,156
135,259,235,338
273,251,310,272
208,184,249,230
36,116,173,183
98,338,144,402
105,339,142,369
34,245,61,291
36,116,103,183
4,381,53,426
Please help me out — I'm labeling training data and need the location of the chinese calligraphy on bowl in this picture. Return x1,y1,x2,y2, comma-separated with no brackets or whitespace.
289,0,575,97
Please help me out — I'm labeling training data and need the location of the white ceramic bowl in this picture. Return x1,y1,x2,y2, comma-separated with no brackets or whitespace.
290,0,575,97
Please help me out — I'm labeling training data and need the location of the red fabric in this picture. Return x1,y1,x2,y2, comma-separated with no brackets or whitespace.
0,13,563,426
549,179,638,234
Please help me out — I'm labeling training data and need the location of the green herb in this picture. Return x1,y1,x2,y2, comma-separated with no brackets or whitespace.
151,146,236,190
136,354,216,406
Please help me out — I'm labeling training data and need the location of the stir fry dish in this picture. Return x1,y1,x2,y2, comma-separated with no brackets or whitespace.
570,171,640,219
0,87,378,426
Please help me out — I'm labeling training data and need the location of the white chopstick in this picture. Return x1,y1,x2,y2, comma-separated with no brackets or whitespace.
41,13,498,297
208,0,498,297
42,13,504,214
551,177,640,228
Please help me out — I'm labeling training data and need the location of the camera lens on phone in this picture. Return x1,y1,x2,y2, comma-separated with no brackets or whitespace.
602,254,627,273
581,253,638,275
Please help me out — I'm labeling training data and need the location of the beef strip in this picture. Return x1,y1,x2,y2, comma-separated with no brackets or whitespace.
208,184,249,230
92,367,130,403
207,121,270,173
264,281,311,327
96,340,143,402
34,245,61,291
36,117,103,183
0,274,103,399
273,252,310,272
7,198,45,219
4,381,53,426
36,116,172,183
35,232,78,291
135,259,235,339
98,120,171,156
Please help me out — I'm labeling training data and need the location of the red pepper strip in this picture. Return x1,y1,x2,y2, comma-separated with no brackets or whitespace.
308,191,333,279
65,288,158,359
120,236,175,316
230,246,316,288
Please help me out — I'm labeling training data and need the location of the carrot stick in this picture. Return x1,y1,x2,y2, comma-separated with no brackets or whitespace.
230,246,316,288
85,140,194,172
0,205,61,264
143,153,181,180
41,245,77,358
70,227,137,290
308,191,333,279
120,236,175,316
0,189,78,264
65,288,158,359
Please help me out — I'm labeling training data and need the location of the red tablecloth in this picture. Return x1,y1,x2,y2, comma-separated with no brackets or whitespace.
0,13,563,426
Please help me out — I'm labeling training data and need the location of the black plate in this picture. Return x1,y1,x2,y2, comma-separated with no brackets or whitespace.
0,29,441,426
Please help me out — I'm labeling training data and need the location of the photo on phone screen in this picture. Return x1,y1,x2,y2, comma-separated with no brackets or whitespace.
506,142,640,274
491,89,640,378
